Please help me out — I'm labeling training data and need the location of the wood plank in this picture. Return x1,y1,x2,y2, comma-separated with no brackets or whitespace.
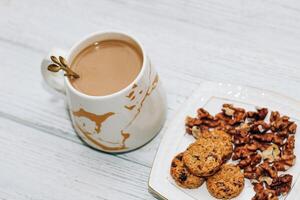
0,117,154,200
0,0,299,99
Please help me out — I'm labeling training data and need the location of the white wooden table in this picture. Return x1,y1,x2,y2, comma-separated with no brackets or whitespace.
1,0,300,199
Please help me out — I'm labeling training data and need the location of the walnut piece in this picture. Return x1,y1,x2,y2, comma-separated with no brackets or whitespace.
261,144,280,163
266,174,293,196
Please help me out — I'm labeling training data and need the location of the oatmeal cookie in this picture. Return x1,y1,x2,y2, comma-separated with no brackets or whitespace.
183,138,224,177
170,153,205,189
206,164,244,199
200,130,233,161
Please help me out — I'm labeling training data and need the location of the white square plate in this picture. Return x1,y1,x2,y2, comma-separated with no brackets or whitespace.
149,81,300,200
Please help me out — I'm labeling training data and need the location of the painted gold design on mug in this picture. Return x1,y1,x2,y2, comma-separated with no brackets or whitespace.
121,130,130,145
126,91,135,98
75,122,129,151
124,74,159,128
73,108,115,133
132,83,138,89
124,105,136,110
130,95,136,101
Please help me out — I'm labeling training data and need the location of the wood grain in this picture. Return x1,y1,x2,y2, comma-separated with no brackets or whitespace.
0,117,153,200
1,0,300,199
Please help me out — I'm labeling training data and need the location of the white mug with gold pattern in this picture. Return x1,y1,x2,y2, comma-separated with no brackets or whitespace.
41,31,167,153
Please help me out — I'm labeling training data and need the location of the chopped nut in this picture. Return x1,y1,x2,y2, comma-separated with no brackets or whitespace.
259,176,273,185
222,106,235,116
238,153,262,168
247,107,268,121
197,108,214,120
244,166,262,179
257,108,268,120
271,117,290,131
185,116,201,127
232,146,254,160
282,135,295,155
252,189,278,200
186,127,192,134
191,126,200,138
233,133,250,145
288,123,297,134
251,121,270,133
272,134,285,146
201,119,220,127
190,125,209,139
262,144,280,162
238,157,252,168
246,140,271,151
253,182,264,192
252,133,274,143
267,174,293,196
273,155,296,171
270,111,280,123
251,153,263,166
259,161,278,178
277,129,289,138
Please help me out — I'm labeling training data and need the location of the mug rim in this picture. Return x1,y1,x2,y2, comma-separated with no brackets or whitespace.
64,30,147,100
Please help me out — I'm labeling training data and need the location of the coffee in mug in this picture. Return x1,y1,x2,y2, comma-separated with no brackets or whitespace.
70,40,143,96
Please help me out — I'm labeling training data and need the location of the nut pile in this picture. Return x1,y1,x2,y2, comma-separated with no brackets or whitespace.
185,104,297,200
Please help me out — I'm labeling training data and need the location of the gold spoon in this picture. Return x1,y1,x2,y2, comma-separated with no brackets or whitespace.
47,56,80,79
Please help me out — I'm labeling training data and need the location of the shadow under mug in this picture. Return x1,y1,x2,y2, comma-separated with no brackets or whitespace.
41,31,167,153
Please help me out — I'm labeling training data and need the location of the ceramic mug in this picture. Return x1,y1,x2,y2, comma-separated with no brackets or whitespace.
41,31,167,153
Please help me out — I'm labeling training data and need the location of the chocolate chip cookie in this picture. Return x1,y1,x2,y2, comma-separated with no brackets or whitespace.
182,137,224,177
170,153,205,188
206,164,244,199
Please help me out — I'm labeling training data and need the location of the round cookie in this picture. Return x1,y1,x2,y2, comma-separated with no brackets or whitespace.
199,130,233,161
170,153,205,189
206,164,244,199
183,138,224,177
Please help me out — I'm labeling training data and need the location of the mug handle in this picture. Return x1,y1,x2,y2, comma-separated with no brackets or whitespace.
41,48,67,94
